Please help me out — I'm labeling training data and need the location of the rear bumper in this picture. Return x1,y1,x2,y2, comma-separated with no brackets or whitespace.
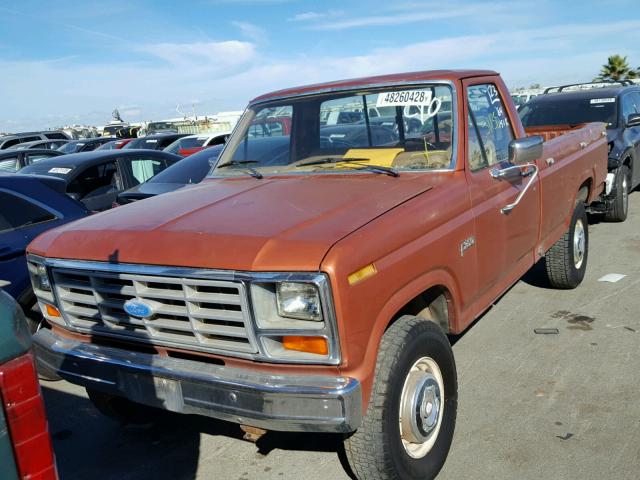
33,329,362,433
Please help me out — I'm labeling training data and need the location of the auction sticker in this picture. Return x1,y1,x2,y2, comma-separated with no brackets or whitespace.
590,98,616,104
48,167,72,174
376,90,433,107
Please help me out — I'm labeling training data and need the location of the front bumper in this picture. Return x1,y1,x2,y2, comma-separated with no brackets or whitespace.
33,329,361,433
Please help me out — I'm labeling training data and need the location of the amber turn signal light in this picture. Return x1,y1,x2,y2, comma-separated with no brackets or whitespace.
282,336,328,355
45,304,61,318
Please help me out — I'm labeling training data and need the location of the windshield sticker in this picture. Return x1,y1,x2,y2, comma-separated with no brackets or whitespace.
48,167,72,174
590,98,616,104
376,90,432,107
146,139,158,143
376,90,442,120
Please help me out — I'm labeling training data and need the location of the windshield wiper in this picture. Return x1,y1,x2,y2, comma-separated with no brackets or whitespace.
294,156,369,167
349,163,399,177
295,156,398,177
215,160,263,179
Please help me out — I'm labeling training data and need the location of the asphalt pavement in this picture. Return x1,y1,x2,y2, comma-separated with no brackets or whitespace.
42,192,640,480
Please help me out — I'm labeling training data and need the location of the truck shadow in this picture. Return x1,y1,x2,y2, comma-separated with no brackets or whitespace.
41,384,355,480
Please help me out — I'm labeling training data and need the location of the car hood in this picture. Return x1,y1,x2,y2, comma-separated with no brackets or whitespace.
119,182,186,200
28,174,434,271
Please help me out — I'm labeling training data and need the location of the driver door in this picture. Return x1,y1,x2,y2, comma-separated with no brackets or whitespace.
463,80,541,302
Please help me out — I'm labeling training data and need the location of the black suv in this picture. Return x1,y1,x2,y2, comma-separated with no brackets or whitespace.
520,81,640,222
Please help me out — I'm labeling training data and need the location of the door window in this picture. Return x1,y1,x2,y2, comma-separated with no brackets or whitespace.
0,158,18,172
68,162,118,199
467,84,514,170
622,93,640,124
0,192,56,232
121,157,165,185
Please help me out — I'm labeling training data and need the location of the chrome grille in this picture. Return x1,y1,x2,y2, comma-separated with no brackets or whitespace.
51,268,258,355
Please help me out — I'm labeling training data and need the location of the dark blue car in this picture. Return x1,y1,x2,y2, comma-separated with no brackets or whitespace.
0,175,88,330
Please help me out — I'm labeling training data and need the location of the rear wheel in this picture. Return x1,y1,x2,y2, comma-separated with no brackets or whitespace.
605,165,630,222
545,202,588,289
344,316,457,480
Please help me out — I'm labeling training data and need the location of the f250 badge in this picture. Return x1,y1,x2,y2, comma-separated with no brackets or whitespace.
460,236,476,256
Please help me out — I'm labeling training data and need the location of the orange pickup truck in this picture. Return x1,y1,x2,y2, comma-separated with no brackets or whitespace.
29,70,607,479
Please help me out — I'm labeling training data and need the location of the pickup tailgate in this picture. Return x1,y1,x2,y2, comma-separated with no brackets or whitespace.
528,122,607,251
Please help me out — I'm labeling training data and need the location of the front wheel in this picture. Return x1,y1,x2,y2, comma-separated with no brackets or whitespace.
545,202,589,289
344,316,457,480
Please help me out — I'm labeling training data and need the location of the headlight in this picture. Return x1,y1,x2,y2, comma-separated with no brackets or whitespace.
249,274,340,364
276,282,322,321
28,262,51,292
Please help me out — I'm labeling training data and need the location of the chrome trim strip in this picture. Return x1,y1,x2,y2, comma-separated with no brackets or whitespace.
33,328,361,433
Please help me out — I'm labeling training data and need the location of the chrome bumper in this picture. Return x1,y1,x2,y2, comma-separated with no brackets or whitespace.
33,329,361,433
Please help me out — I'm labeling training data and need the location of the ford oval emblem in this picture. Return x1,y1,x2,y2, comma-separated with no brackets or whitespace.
123,299,154,319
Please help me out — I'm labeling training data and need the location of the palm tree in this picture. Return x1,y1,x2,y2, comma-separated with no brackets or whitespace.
594,55,637,82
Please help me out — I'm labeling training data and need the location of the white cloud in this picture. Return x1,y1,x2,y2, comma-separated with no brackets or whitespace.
309,3,510,30
137,40,256,71
288,10,344,22
231,21,268,43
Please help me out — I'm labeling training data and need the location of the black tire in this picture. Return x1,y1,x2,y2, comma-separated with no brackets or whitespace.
604,165,630,222
545,202,588,289
86,389,161,425
344,316,457,480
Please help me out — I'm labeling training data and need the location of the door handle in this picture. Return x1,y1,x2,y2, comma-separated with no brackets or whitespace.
490,163,539,214
0,246,24,261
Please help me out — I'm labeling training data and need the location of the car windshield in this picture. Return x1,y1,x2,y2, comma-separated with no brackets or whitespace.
58,142,82,153
519,96,619,128
151,145,223,184
210,84,455,178
164,136,207,154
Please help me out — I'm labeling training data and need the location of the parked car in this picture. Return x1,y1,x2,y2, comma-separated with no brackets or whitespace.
0,175,89,331
0,291,57,479
116,144,224,205
57,137,116,154
124,133,189,150
0,131,69,150
520,82,640,221
101,123,129,137
146,121,179,135
18,150,182,212
28,70,607,480
163,132,229,156
0,149,64,173
8,139,69,150
96,138,134,150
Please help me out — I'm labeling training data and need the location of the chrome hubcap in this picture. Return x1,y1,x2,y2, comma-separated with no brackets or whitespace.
573,219,585,269
399,357,444,458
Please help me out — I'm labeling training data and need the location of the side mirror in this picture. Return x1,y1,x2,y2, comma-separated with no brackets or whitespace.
508,135,543,165
627,113,640,127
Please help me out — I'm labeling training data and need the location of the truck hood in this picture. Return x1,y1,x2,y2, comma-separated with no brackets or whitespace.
28,174,434,271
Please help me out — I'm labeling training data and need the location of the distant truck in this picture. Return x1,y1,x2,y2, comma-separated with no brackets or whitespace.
29,70,607,480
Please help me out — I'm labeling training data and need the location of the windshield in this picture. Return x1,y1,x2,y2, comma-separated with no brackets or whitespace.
151,145,223,184
210,84,454,178
164,136,207,154
520,96,618,128
58,142,82,153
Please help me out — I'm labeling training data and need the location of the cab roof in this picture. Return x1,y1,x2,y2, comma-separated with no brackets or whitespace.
251,69,498,104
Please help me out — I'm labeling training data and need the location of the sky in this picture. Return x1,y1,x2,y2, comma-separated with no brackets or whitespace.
0,0,639,132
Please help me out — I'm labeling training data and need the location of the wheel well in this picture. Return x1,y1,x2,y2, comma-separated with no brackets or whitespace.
390,286,451,333
577,179,591,204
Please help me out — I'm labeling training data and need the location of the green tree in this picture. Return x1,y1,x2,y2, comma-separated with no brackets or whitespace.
594,55,637,81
